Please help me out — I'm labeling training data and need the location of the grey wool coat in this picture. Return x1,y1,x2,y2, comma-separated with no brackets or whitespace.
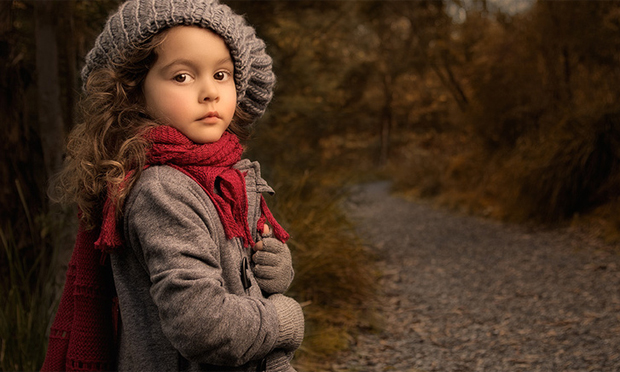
110,159,303,372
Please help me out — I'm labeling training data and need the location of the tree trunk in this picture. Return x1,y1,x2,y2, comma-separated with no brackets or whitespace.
380,74,393,166
60,0,78,133
562,46,573,103
431,55,469,112
0,1,10,34
34,0,76,291
35,1,64,178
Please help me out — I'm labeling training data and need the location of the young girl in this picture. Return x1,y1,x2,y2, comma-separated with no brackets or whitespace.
42,1,304,371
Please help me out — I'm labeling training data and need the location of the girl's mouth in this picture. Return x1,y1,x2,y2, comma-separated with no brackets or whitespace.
198,111,220,123
201,111,219,119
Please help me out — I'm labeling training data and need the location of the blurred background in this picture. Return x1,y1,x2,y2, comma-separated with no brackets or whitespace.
1,0,619,370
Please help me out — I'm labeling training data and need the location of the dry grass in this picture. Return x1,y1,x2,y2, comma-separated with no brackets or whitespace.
262,166,380,370
0,182,59,372
386,114,620,247
571,198,620,248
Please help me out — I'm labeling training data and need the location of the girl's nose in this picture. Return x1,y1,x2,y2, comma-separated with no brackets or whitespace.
200,79,219,102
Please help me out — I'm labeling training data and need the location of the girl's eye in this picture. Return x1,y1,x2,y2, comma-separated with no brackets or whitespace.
173,73,190,83
214,71,231,81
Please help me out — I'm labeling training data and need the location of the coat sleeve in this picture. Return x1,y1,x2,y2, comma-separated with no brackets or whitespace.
123,166,279,366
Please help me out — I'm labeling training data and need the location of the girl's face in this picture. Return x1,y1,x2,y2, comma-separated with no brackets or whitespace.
143,26,237,144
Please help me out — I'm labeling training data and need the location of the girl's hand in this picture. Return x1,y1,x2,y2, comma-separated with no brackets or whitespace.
268,294,304,353
253,224,271,251
252,225,294,294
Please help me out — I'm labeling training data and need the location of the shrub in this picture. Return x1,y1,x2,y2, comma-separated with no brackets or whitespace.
0,182,59,372
262,166,379,370
508,111,620,222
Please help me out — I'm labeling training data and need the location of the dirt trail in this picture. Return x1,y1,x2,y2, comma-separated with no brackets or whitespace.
332,181,620,372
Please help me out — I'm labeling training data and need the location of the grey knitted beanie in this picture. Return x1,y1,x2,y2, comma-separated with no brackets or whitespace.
82,0,275,124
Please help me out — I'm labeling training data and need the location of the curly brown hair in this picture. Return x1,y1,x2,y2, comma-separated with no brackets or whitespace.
50,29,252,229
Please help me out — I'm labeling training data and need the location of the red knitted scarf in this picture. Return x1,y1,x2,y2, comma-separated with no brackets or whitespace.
41,126,289,371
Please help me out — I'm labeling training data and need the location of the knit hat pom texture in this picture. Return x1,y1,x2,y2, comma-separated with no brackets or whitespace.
82,0,275,124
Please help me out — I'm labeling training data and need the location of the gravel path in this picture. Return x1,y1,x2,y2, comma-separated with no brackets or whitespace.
332,181,620,372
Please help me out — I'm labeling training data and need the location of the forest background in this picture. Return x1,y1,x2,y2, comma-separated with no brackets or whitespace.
1,0,620,371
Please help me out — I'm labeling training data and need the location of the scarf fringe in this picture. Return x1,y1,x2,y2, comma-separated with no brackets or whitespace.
258,196,290,243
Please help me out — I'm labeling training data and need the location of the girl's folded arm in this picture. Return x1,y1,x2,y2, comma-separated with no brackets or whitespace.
125,167,279,366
